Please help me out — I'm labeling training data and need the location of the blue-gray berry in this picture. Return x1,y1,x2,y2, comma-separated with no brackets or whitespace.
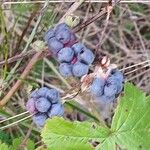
26,98,37,114
57,47,74,63
48,37,64,54
55,23,69,31
59,63,73,77
44,29,55,42
55,29,71,44
90,77,105,96
32,113,48,127
47,103,64,118
46,88,60,103
79,48,95,65
72,43,85,54
72,61,89,77
35,97,51,113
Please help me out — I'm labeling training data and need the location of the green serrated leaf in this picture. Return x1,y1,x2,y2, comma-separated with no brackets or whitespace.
41,83,150,150
41,117,110,150
111,83,150,150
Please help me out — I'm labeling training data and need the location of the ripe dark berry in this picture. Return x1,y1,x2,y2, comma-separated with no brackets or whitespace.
65,33,77,47
55,29,71,44
47,37,64,54
89,69,124,103
57,47,74,63
36,87,50,98
35,97,51,113
79,48,95,65
26,87,64,127
72,61,89,77
47,103,64,118
44,29,55,42
32,113,48,127
55,23,70,31
111,69,124,82
104,83,118,97
46,88,60,103
26,98,37,114
72,43,85,54
90,77,105,96
59,63,73,77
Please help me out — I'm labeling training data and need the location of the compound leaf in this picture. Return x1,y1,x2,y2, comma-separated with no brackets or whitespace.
41,83,150,150
41,117,110,150
111,83,150,150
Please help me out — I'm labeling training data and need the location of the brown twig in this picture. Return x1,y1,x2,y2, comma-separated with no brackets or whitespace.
0,49,50,107
59,0,84,23
0,50,36,66
17,123,34,150
73,8,107,33
15,5,40,50
95,1,113,52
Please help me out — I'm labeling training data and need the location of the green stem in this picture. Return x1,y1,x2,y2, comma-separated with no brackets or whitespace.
66,101,100,123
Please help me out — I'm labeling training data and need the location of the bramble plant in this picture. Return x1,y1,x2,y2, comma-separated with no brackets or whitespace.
41,83,150,150
45,23,95,77
26,87,64,127
25,23,124,127
0,2,149,150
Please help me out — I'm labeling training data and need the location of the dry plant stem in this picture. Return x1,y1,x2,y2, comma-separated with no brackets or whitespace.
127,7,148,59
0,111,29,124
73,8,107,33
0,50,36,66
0,115,32,130
15,6,40,50
127,69,150,82
17,123,34,150
0,50,48,108
3,1,150,4
120,60,150,71
124,63,150,76
59,0,85,23
95,3,112,51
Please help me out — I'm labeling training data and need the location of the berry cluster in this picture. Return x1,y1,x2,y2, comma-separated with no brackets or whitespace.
90,69,124,103
44,23,95,77
44,23,76,55
26,87,64,127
